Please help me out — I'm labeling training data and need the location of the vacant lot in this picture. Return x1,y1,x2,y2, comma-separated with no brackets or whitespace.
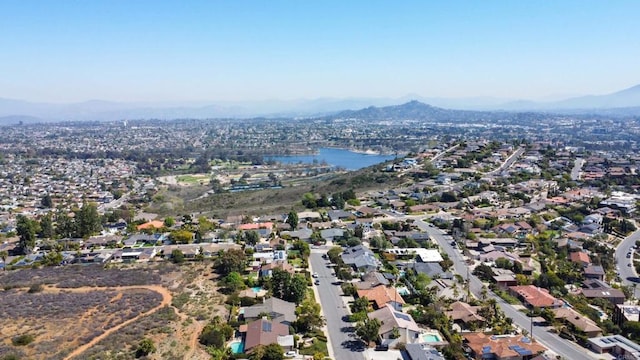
0,262,225,360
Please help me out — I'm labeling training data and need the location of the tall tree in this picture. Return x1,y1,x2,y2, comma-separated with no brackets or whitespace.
55,210,75,239
244,231,260,246
294,298,325,332
286,210,298,230
41,194,53,208
355,317,381,345
16,215,38,254
74,202,102,238
39,214,54,239
215,248,247,275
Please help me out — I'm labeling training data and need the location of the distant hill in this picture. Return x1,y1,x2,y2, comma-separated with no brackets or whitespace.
2,83,640,121
324,100,549,123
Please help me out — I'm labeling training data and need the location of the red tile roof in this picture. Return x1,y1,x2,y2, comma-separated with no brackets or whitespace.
357,285,405,309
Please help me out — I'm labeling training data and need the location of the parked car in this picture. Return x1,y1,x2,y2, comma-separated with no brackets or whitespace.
284,350,297,358
314,280,320,285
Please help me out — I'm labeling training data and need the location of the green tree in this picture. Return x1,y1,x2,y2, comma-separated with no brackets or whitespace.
135,338,156,358
207,347,232,360
327,247,342,263
170,229,194,244
41,194,53,208
199,320,234,348
55,210,75,239
286,210,299,230
244,231,260,246
41,251,62,266
171,249,185,264
223,271,246,291
355,317,381,345
39,214,54,239
287,274,308,304
74,202,102,238
294,298,325,333
163,216,175,228
249,343,284,360
292,240,310,259
351,296,370,314
16,215,38,254
215,248,247,275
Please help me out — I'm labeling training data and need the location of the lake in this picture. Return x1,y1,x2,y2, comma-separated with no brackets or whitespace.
267,148,396,170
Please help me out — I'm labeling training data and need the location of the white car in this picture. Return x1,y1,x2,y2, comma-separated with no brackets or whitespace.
285,350,297,357
312,273,318,278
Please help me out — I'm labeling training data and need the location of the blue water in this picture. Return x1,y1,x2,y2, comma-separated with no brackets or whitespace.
422,334,441,342
251,286,263,293
268,148,395,171
230,341,244,354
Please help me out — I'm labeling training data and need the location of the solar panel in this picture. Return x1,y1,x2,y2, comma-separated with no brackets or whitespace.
395,312,412,321
262,321,272,332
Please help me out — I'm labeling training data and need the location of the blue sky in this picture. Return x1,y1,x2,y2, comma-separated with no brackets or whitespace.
1,0,639,103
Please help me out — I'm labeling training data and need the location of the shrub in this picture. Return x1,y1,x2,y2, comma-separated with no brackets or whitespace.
12,334,35,346
28,283,43,293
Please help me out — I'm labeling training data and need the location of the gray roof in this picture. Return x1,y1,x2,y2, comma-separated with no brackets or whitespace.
405,343,446,360
243,297,297,325
320,228,345,240
410,262,444,278
327,210,352,221
342,245,379,270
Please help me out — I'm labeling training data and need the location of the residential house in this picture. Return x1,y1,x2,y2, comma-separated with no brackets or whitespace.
553,307,602,338
409,262,445,279
492,269,518,290
356,271,390,290
369,304,422,347
569,251,591,267
588,335,640,359
259,261,295,277
404,343,446,360
445,301,486,330
242,318,292,353
342,245,379,272
463,333,546,360
327,210,352,221
583,265,605,281
581,287,625,305
357,285,405,311
613,304,640,326
242,297,297,326
320,228,345,242
508,285,563,309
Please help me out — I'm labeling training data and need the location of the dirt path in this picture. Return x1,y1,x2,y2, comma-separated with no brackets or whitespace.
60,285,172,360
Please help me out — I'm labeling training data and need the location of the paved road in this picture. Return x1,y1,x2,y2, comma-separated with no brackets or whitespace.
309,251,365,360
411,218,601,360
615,229,640,298
488,146,525,176
571,158,584,181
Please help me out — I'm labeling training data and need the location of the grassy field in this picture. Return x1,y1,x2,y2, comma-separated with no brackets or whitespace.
148,163,406,218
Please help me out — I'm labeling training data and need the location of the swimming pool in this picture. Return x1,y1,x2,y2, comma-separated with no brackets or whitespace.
230,341,244,354
422,334,442,343
251,286,263,293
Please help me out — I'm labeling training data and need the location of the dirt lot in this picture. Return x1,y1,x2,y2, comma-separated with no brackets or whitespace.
0,262,226,360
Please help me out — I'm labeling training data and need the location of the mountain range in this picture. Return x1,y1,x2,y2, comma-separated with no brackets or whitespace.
1,84,640,124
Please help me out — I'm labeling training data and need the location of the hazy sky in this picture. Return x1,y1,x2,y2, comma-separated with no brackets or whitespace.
1,1,639,103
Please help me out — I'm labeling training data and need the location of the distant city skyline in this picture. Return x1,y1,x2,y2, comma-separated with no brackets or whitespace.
1,0,639,103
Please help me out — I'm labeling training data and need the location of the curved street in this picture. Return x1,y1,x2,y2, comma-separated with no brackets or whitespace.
615,229,640,299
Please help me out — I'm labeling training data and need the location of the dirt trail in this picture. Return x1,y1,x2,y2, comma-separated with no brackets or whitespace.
60,285,172,360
